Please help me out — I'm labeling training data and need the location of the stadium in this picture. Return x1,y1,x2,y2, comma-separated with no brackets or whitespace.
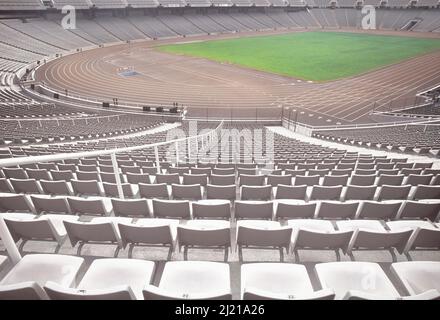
0,0,439,303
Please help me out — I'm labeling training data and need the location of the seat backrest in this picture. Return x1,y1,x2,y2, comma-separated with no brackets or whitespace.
357,201,402,220
177,226,230,247
126,173,150,184
206,184,236,200
377,175,404,186
71,179,101,196
111,199,150,217
30,196,70,214
192,201,231,219
152,199,191,218
10,178,41,194
398,201,440,221
267,174,292,187
63,221,118,246
118,223,173,246
237,226,292,248
211,174,235,186
323,175,349,187
275,202,317,219
241,185,272,201
67,198,107,216
310,186,342,201
344,185,376,201
139,183,169,199
413,185,440,200
182,174,208,186
0,194,34,212
239,174,265,186
350,174,376,186
171,184,202,200
275,184,307,200
378,185,411,201
317,202,359,219
295,175,320,186
40,180,71,196
235,201,273,219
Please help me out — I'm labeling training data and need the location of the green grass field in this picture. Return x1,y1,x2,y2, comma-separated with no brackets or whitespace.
157,32,440,82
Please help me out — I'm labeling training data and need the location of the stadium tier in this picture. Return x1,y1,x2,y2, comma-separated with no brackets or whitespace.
0,3,439,303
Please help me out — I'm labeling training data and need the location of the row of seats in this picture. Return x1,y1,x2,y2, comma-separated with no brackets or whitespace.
2,176,440,201
0,255,439,300
2,194,439,220
2,211,440,261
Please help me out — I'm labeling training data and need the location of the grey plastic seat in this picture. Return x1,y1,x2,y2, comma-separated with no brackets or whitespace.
323,175,349,187
111,199,150,218
76,171,100,181
210,174,235,186
275,201,317,220
206,184,236,200
337,220,412,262
239,174,265,186
50,170,74,182
241,185,272,200
236,220,292,262
377,185,411,201
30,196,70,215
344,185,376,201
0,194,34,213
139,183,169,199
0,178,13,193
288,219,353,262
71,179,102,196
412,185,440,200
397,201,440,221
177,220,231,261
4,214,79,253
317,201,359,219
9,178,42,194
406,174,433,186
3,168,27,179
152,199,191,219
310,186,342,201
356,201,402,220
119,219,179,259
295,175,319,186
26,169,51,181
350,174,376,186
192,200,231,219
377,174,404,186
182,173,208,186
67,197,109,216
126,173,150,185
171,183,202,200
103,182,134,198
267,174,292,187
40,180,72,196
275,184,307,200
156,173,180,185
235,201,273,220
64,218,131,256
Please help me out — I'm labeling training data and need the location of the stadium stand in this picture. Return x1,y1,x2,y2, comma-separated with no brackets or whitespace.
0,2,439,302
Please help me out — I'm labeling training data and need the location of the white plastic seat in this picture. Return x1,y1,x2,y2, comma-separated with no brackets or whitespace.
391,261,440,296
241,263,335,300
46,258,155,300
0,254,84,290
143,261,231,300
315,261,400,300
